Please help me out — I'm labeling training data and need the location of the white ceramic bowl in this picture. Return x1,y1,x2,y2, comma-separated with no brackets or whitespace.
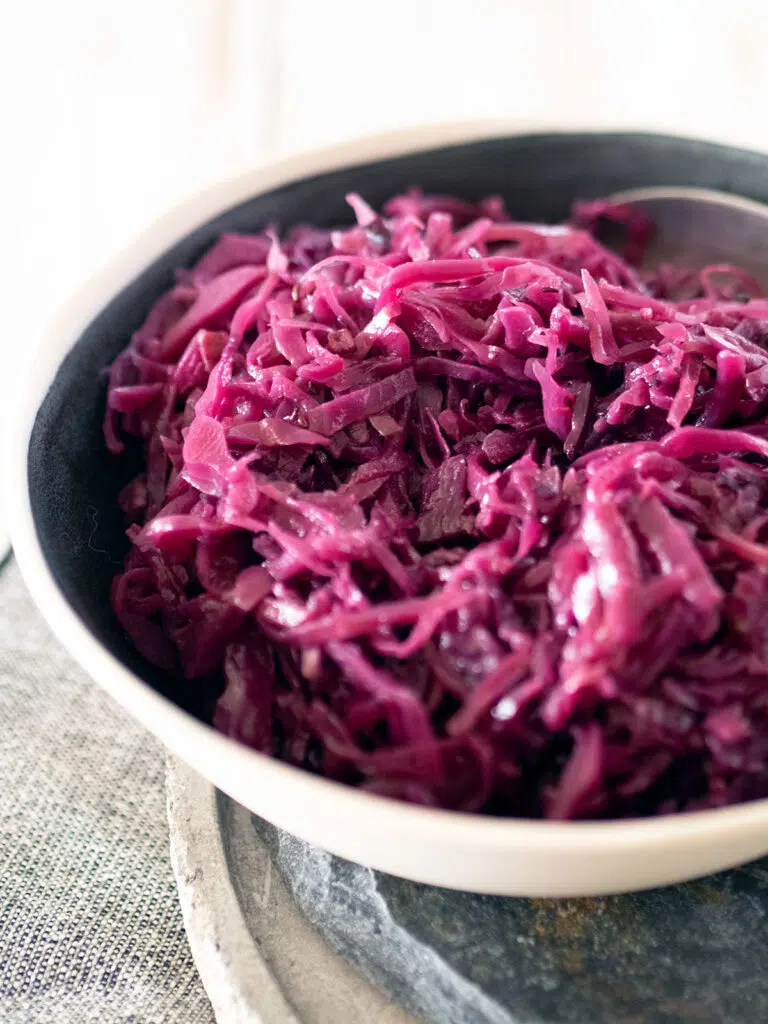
10,123,768,896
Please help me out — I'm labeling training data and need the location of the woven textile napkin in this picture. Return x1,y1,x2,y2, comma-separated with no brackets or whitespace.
0,559,214,1024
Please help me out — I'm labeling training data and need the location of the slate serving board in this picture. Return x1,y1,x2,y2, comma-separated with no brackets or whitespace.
167,758,768,1024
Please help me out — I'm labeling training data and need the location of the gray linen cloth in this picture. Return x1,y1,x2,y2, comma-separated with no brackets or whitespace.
0,559,214,1024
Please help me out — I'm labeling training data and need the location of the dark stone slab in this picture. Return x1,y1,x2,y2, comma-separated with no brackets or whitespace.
256,816,768,1024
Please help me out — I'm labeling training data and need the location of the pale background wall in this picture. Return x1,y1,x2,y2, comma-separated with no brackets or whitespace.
1,0,765,373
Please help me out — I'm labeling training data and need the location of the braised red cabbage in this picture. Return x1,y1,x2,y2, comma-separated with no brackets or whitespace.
106,190,768,819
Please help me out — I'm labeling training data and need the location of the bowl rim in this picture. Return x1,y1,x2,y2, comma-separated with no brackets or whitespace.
10,118,768,854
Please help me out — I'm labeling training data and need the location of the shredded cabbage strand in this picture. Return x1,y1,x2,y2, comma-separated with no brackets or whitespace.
106,190,768,819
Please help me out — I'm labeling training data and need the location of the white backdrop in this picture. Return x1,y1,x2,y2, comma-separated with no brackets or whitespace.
3,0,768,337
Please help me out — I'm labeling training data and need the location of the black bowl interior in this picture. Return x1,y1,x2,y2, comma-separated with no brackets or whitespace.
28,131,768,717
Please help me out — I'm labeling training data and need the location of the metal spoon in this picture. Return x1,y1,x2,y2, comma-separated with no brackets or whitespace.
608,186,768,288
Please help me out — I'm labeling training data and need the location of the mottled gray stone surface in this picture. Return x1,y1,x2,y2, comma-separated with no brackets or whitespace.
260,820,768,1024
169,756,768,1024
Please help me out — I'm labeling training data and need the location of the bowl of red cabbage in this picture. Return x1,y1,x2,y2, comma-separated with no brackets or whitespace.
14,125,768,896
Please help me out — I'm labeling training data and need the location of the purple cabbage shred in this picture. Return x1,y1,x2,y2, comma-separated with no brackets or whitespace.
106,190,768,819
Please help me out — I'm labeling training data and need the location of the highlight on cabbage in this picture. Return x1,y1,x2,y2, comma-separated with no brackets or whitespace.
105,189,768,819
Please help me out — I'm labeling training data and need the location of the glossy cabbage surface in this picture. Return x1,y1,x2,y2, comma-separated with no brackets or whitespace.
106,191,768,819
